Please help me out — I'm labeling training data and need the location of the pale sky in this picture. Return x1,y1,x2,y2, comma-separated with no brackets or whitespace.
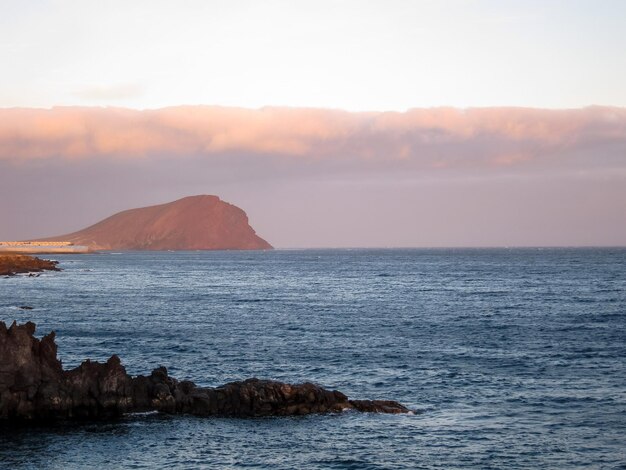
1,0,625,111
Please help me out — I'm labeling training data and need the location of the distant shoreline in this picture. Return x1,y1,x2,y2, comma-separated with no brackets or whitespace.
0,242,89,254
0,247,90,254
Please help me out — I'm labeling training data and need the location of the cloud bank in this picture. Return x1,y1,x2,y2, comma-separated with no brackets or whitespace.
1,105,625,247
1,106,624,171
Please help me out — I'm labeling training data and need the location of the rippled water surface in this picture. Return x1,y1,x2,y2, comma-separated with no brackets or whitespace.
1,248,625,469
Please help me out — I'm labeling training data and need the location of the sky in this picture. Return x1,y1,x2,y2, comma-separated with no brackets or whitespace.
0,1,625,247
2,0,626,110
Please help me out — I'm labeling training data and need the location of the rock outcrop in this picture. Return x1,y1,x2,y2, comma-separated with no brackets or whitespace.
39,195,272,251
0,254,59,276
0,322,409,421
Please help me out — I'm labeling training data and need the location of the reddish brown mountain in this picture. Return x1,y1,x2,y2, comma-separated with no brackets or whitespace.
42,195,272,251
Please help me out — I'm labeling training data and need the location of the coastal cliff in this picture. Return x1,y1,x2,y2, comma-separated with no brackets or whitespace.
0,321,409,421
40,195,272,251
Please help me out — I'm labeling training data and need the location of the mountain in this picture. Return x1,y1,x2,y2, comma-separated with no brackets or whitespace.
41,195,272,251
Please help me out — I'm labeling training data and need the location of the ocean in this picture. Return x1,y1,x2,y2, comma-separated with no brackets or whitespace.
1,248,625,469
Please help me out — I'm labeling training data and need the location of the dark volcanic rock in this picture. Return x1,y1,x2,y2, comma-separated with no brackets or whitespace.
0,322,409,421
0,254,59,276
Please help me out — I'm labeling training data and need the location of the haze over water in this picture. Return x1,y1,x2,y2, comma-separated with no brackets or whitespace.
1,248,625,469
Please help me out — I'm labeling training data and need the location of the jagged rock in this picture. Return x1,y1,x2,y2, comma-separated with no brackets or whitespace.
0,255,59,276
0,321,409,422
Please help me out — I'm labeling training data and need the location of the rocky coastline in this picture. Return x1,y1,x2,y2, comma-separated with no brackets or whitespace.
0,254,60,276
0,321,409,422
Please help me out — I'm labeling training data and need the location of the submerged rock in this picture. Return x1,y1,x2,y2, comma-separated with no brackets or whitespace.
0,321,409,421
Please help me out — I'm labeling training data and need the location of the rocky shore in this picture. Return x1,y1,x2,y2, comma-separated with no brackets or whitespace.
0,321,409,422
0,254,60,276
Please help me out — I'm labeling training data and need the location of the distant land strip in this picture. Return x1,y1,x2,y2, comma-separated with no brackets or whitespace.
0,241,89,254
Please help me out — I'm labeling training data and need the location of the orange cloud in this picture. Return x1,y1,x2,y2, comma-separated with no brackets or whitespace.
0,106,624,169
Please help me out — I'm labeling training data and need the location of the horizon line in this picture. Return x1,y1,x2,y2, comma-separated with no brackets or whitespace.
272,245,626,250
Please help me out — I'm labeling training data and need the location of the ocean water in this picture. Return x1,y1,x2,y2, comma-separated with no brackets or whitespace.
0,248,625,469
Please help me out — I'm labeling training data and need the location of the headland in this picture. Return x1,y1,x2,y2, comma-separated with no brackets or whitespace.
28,195,271,251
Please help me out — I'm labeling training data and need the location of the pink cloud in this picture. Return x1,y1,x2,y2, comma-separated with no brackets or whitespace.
1,105,625,247
0,106,624,171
